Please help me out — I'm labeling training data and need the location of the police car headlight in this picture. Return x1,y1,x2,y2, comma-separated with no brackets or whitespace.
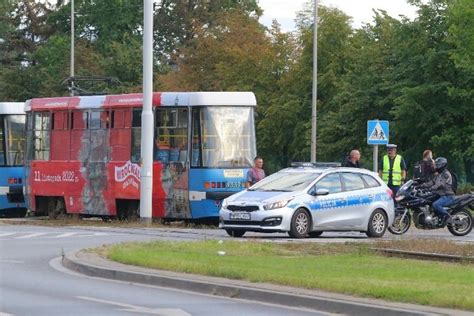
221,199,228,210
395,195,405,202
263,198,293,210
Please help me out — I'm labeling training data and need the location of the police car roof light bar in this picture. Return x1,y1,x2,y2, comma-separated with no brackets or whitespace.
290,162,341,168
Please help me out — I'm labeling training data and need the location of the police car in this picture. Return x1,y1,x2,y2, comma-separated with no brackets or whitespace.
219,163,394,238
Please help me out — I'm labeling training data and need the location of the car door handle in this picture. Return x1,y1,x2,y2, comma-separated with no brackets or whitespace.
368,194,374,199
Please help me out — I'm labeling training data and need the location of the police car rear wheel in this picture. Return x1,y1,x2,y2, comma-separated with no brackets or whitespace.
366,209,387,238
288,208,311,238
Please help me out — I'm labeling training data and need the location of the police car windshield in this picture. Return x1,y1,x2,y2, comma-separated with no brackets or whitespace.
250,171,320,192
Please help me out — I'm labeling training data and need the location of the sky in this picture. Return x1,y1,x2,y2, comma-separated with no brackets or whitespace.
258,0,418,31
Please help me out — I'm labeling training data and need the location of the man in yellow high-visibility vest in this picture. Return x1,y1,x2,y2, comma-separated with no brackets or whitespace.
378,144,407,196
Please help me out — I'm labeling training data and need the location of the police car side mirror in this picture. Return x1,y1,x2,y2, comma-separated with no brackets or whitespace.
316,189,330,196
310,188,330,196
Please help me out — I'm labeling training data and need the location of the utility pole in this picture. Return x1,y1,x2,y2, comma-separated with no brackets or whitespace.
311,0,318,163
139,0,154,224
70,0,75,96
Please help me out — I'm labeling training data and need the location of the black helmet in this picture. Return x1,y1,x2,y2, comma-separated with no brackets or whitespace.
434,157,447,172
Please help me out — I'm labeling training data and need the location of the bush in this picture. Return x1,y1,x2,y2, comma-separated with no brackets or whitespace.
458,183,474,194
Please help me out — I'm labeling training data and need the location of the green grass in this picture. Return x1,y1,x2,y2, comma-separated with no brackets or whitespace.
105,240,474,311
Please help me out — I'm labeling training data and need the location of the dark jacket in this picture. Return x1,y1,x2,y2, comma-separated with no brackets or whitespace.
420,159,435,182
342,156,361,168
419,169,455,196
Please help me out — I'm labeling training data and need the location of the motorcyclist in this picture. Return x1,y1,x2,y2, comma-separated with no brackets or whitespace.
418,157,455,227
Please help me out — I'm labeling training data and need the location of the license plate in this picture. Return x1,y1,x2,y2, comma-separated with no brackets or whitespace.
230,212,250,220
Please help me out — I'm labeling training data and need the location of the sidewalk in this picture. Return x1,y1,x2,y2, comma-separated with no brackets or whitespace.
63,250,474,316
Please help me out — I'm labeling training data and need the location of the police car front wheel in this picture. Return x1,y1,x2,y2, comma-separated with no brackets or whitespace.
288,208,311,238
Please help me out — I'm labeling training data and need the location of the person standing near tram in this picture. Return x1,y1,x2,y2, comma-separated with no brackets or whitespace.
378,144,407,196
245,156,265,188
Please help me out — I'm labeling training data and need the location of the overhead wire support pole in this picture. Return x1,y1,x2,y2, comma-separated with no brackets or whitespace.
140,0,154,224
311,0,318,163
70,0,75,96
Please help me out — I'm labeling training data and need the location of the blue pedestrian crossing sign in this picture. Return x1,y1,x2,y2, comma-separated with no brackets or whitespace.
367,120,389,145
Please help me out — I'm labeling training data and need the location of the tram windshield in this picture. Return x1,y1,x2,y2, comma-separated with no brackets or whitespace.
192,107,256,168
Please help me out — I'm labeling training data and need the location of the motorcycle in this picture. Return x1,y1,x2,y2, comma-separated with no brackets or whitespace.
388,180,474,236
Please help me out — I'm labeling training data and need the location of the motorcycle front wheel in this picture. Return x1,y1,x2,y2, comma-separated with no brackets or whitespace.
447,209,473,236
388,210,411,235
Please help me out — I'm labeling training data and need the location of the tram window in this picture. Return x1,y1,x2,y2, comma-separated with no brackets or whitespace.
101,112,110,128
0,117,5,165
26,114,33,131
90,111,101,129
33,112,50,161
191,109,201,167
154,108,187,163
89,111,109,130
132,109,142,127
156,109,177,128
5,115,26,165
131,109,142,162
192,107,255,168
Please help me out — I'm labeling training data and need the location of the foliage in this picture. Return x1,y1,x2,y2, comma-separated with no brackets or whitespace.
448,0,474,73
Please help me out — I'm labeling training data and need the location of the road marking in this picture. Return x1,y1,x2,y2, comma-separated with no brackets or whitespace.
14,233,47,239
0,233,16,237
77,296,191,316
0,259,24,264
54,232,78,238
92,232,110,236
0,312,15,316
1,231,116,240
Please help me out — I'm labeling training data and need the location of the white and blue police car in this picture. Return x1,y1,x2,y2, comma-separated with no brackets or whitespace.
219,163,394,238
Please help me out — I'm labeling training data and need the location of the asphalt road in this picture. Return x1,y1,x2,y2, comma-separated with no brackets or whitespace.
5,216,474,242
0,224,333,316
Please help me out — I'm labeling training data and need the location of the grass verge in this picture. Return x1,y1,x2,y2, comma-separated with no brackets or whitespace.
105,240,474,311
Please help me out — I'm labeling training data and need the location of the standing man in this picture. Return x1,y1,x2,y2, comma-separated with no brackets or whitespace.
245,156,265,188
379,144,407,196
342,149,362,168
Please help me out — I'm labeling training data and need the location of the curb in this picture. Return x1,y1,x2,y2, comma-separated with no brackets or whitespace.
372,248,474,263
63,250,473,316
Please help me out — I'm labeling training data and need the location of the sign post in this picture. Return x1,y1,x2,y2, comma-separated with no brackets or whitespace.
367,120,389,173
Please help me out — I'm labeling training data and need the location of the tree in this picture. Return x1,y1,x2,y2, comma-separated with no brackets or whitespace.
0,0,58,100
153,0,261,62
391,0,474,181
317,11,402,163
158,9,274,92
448,0,474,73
260,3,353,167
